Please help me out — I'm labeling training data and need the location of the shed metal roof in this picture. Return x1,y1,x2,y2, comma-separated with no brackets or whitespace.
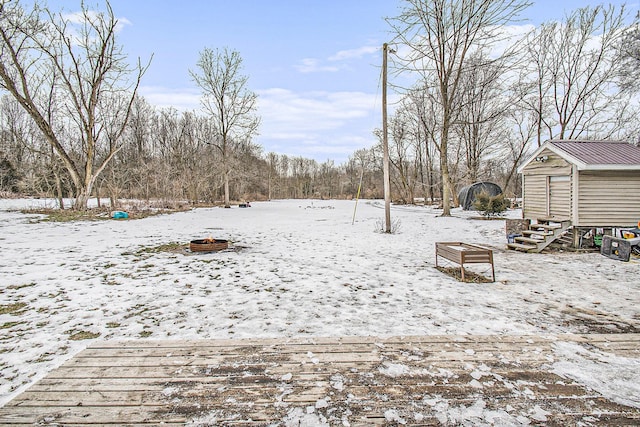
549,140,640,166
520,140,640,172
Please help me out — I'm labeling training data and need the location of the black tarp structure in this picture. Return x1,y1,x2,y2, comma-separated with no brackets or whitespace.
458,182,503,210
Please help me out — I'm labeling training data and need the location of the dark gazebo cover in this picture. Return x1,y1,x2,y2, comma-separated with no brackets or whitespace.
458,182,503,210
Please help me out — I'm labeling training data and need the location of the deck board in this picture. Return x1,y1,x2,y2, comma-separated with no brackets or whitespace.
1,334,638,426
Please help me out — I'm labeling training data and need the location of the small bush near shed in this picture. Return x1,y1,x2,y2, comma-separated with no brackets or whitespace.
473,192,508,217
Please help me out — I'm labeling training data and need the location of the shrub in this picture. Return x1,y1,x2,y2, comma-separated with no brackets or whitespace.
0,157,19,192
473,191,508,217
374,217,402,234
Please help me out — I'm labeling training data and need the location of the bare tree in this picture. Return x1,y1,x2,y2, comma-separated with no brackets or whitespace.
0,95,33,170
126,95,154,158
388,0,530,215
519,5,632,143
501,107,536,196
383,106,419,204
344,148,376,199
266,152,278,200
316,159,339,199
289,156,317,198
190,47,260,208
0,0,149,209
455,52,510,184
406,87,440,204
619,14,640,93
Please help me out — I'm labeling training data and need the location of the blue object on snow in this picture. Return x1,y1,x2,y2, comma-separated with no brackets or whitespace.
112,211,129,219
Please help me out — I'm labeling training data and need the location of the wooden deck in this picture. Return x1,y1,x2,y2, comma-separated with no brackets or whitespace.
1,334,639,426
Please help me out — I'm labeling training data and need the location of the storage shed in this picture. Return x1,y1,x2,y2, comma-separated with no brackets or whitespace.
518,140,640,230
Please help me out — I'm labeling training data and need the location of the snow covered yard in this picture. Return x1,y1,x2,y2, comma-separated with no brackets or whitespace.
0,198,638,415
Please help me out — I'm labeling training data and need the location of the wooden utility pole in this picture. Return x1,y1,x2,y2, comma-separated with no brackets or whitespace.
382,43,392,233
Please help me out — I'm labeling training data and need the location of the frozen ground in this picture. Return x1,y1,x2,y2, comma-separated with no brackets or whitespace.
0,198,638,411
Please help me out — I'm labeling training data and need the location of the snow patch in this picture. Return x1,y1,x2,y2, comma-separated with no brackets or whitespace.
379,362,411,377
384,409,406,424
281,373,293,381
283,407,330,427
162,386,179,397
315,398,329,409
424,397,529,426
552,341,640,408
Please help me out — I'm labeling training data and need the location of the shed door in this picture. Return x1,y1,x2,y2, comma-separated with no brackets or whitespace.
547,175,571,219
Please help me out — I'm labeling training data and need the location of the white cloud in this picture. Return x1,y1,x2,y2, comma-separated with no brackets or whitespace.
62,11,96,24
114,16,133,33
329,45,379,61
256,88,380,161
294,44,381,74
294,58,340,73
488,24,535,58
257,88,376,130
136,86,381,162
58,9,132,48
62,10,132,33
139,86,200,111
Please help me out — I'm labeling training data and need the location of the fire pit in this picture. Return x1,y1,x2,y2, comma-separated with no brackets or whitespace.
189,238,229,252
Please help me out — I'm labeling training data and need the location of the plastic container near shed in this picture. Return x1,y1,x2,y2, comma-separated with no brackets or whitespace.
594,234,603,247
601,235,632,262
111,211,129,219
507,233,521,243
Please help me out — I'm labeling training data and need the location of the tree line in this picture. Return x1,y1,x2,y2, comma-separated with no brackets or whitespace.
1,0,639,210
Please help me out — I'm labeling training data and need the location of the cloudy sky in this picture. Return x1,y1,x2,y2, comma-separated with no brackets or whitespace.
46,0,637,163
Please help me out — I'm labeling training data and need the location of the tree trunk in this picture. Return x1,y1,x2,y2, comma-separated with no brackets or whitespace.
73,174,98,210
55,172,64,209
439,124,452,216
440,156,452,216
224,169,230,208
75,192,90,210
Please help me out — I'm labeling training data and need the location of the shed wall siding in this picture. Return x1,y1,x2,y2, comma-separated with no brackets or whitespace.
523,175,547,220
520,149,573,176
577,172,640,226
521,150,573,221
549,177,572,219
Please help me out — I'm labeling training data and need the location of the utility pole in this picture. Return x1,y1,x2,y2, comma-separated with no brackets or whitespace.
382,43,392,233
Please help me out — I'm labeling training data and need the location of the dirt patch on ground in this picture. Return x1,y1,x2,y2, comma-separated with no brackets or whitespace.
560,304,640,334
124,242,249,258
435,266,494,283
528,299,640,334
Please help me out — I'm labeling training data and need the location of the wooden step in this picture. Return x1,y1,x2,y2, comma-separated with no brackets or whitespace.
507,242,537,251
536,218,554,225
521,230,552,237
531,223,561,231
536,217,570,223
515,236,544,245
510,219,573,253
